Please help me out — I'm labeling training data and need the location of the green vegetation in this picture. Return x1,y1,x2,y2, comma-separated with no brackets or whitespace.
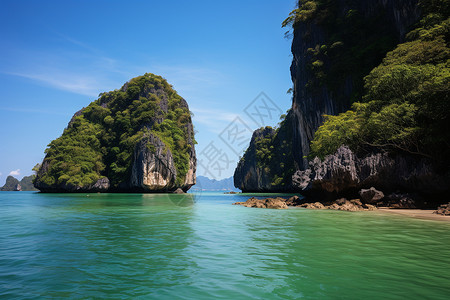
37,73,195,189
283,0,404,103
240,112,296,187
19,176,38,191
0,174,37,191
282,1,317,27
1,176,20,191
310,1,449,163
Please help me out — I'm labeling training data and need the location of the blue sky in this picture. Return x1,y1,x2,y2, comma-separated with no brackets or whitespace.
0,0,296,185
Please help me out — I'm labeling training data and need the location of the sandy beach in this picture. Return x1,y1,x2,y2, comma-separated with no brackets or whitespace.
376,208,450,222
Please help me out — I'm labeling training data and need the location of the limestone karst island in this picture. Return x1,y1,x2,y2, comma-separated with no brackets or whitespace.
1,0,449,299
34,74,196,193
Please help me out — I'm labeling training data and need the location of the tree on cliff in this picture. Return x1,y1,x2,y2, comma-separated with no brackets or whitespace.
310,1,449,165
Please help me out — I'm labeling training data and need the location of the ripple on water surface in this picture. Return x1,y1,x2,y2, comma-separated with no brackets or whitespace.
0,192,449,299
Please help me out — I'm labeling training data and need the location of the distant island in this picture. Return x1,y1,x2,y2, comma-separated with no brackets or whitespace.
33,73,196,193
190,176,240,192
1,175,37,191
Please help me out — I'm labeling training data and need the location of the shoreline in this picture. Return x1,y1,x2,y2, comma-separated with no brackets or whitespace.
374,208,450,222
234,195,450,223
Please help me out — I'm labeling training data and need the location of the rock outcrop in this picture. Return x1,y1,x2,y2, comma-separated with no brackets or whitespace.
234,127,295,192
34,73,196,193
292,146,450,207
383,193,418,209
233,197,289,209
359,187,384,204
233,196,377,211
434,203,450,216
299,198,377,211
128,134,178,191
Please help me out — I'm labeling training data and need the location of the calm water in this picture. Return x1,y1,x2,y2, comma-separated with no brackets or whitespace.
0,192,449,299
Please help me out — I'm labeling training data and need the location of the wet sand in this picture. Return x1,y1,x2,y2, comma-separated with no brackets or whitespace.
376,208,450,222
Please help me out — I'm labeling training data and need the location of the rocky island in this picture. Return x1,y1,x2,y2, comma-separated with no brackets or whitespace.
1,175,37,191
34,73,196,193
235,0,450,209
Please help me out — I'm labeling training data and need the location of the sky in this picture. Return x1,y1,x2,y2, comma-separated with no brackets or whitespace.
0,0,296,185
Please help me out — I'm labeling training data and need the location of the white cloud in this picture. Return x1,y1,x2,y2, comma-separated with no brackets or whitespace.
9,169,20,176
6,71,104,97
1,33,124,97
2,32,229,102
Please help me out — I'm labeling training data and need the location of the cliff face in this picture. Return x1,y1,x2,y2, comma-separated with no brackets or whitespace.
290,0,420,170
234,127,278,192
235,0,420,192
34,73,196,193
234,116,296,192
293,146,450,207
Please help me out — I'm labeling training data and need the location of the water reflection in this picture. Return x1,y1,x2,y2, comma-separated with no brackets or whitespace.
32,192,197,210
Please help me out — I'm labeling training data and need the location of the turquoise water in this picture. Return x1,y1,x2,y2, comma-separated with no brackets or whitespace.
0,192,449,299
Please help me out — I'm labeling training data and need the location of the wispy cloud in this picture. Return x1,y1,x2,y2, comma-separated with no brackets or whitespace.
5,71,102,97
0,106,70,116
2,29,230,102
9,169,20,176
1,33,125,97
56,33,102,55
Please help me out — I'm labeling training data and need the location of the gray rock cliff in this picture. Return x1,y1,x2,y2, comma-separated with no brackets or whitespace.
292,146,450,206
289,0,420,170
235,0,421,192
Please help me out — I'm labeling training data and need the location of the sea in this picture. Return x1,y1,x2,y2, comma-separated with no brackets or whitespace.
1,191,449,299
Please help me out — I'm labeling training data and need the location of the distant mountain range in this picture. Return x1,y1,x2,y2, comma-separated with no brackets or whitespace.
190,176,239,192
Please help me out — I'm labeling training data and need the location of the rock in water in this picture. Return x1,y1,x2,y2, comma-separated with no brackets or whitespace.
233,197,288,209
172,188,185,194
359,187,384,204
34,73,196,193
